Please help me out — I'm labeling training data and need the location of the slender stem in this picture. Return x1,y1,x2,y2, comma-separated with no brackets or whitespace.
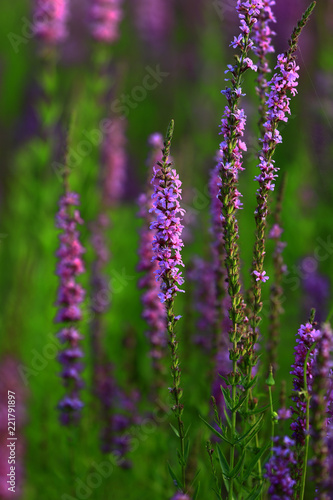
268,386,274,457
298,341,316,499
167,299,186,490
228,354,237,500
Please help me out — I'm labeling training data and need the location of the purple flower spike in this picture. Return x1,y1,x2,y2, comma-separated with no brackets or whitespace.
264,435,296,499
150,126,185,304
33,0,69,44
218,0,262,347
252,0,276,130
55,191,85,425
290,322,321,446
90,0,123,43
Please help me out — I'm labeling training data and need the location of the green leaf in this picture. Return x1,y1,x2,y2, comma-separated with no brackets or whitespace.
242,444,271,482
235,414,264,447
167,463,181,489
229,450,245,479
193,481,200,500
185,424,192,438
170,423,180,437
199,415,234,445
243,374,259,391
184,440,190,463
232,393,248,412
224,407,232,428
247,403,270,416
245,483,263,500
221,386,233,411
216,444,230,478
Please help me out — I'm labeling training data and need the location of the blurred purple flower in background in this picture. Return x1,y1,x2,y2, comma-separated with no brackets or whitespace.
55,191,85,425
102,118,127,206
300,257,330,324
33,0,69,43
89,0,123,43
264,435,296,499
133,0,173,52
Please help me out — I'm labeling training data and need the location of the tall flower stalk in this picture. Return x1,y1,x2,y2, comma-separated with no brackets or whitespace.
250,2,316,343
311,322,333,499
290,316,320,498
217,3,262,497
149,120,187,492
55,177,85,425
252,0,276,133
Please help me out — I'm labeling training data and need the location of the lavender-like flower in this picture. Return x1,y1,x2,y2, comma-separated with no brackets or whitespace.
252,0,276,132
290,319,320,495
290,322,320,444
250,2,316,335
311,322,333,499
150,120,187,491
89,0,123,43
102,117,127,206
137,133,167,382
150,123,185,303
218,0,262,354
264,435,297,499
33,0,69,43
218,5,263,496
55,191,85,425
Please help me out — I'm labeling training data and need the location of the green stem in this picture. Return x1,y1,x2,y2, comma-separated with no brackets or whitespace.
299,342,316,499
228,355,237,500
268,386,274,458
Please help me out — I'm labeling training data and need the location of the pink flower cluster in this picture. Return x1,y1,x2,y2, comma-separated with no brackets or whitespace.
55,192,85,424
252,0,276,82
254,53,300,217
33,0,69,43
150,162,185,303
90,0,123,43
290,322,320,445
